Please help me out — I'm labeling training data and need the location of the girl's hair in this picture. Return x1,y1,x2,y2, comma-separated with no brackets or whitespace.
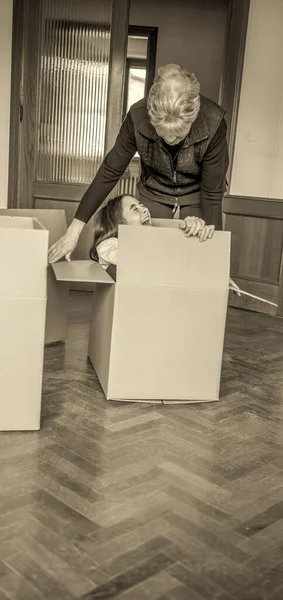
89,195,124,261
147,64,200,136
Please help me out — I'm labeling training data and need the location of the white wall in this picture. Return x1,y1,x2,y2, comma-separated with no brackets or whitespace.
0,0,13,208
129,0,228,103
230,0,283,198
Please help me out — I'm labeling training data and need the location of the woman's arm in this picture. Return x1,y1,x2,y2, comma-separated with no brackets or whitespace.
75,113,137,224
48,113,137,263
200,118,229,231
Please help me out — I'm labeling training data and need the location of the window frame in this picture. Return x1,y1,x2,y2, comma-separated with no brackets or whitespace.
123,25,158,120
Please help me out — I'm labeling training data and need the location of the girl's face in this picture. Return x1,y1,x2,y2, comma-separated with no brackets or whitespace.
121,196,151,226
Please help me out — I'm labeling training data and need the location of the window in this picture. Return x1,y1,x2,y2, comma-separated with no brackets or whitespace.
37,19,111,184
126,66,147,114
124,26,158,118
36,20,157,184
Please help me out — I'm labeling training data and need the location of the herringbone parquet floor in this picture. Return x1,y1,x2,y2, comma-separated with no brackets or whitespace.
1,291,283,600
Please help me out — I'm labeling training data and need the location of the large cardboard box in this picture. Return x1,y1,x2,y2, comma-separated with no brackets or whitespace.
52,220,231,403
0,209,69,344
0,216,48,430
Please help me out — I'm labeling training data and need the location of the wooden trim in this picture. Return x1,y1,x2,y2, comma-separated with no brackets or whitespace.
104,0,131,154
220,0,250,187
8,0,24,208
33,182,88,202
223,195,283,220
278,252,283,316
218,0,233,107
17,0,42,208
126,58,147,67
229,278,278,317
146,28,158,92
33,160,136,202
123,59,130,118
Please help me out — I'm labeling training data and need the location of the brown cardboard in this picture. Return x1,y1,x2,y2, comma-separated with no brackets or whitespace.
88,285,116,397
52,220,231,403
0,216,48,430
52,260,113,284
117,225,230,289
0,209,69,344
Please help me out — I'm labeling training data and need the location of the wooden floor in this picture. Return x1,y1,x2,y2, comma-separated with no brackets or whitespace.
1,292,283,600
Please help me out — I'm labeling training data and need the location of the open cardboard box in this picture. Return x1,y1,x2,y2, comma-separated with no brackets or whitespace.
52,219,231,404
0,216,48,430
0,209,69,345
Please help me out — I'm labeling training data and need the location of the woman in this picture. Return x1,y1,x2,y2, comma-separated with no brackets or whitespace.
49,63,229,264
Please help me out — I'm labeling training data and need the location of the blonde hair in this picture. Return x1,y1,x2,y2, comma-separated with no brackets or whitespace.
147,64,200,136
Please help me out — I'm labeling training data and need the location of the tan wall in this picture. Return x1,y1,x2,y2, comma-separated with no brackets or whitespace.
0,0,13,208
230,0,283,198
129,0,228,103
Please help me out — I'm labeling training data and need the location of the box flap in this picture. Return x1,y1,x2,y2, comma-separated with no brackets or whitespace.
0,216,36,229
32,218,46,231
117,226,231,289
0,218,48,298
51,260,114,284
0,208,67,246
151,218,182,229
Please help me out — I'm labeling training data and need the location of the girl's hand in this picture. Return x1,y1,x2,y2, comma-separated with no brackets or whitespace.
179,216,205,237
198,224,215,242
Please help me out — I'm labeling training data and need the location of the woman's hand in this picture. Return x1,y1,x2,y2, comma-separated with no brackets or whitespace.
48,218,85,263
179,217,215,242
198,224,215,242
179,216,205,237
48,232,78,263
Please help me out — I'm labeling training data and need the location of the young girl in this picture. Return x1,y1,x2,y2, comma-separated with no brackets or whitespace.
89,194,152,269
90,194,214,270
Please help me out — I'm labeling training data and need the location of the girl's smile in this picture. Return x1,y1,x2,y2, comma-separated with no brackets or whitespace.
121,196,151,226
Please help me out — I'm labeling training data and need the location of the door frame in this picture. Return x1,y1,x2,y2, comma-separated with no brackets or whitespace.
8,0,131,209
8,0,24,209
219,0,251,183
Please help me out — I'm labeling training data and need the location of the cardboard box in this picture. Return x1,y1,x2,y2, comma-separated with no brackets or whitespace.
52,220,231,403
0,216,48,430
0,209,69,344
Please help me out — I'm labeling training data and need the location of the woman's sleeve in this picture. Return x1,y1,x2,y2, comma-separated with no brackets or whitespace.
75,113,137,224
96,238,119,266
200,118,229,231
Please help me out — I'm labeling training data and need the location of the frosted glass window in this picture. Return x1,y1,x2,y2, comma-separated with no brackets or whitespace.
36,0,111,184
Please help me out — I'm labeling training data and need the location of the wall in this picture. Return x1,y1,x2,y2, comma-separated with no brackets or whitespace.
129,0,228,103
230,0,283,198
0,0,13,208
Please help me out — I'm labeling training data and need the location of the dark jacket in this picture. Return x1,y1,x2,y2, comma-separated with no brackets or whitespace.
75,94,229,230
